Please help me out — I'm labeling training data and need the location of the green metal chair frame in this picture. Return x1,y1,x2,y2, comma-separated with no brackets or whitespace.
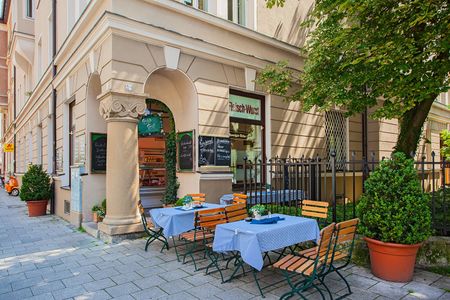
138,201,169,253
272,223,336,300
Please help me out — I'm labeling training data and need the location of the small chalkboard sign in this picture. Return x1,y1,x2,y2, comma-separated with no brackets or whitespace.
91,133,107,172
198,136,215,166
177,131,194,171
215,137,231,166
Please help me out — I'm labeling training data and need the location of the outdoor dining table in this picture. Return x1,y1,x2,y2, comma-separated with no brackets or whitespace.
212,214,320,271
149,203,224,237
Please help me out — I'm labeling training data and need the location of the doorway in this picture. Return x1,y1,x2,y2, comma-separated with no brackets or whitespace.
139,99,175,208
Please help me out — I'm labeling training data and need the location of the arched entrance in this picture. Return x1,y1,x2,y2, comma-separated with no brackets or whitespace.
142,68,199,205
138,99,177,208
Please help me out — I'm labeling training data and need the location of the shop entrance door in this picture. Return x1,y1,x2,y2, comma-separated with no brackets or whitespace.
138,100,174,209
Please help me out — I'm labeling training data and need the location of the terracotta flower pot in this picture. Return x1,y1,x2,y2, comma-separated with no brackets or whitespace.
27,200,48,217
364,236,421,282
93,212,99,223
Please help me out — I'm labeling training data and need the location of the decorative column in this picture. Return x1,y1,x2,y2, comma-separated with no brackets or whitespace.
97,91,147,237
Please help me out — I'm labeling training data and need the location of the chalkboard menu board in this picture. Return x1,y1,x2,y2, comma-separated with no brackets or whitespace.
215,137,231,166
198,136,231,167
198,136,215,166
91,133,107,172
177,131,194,171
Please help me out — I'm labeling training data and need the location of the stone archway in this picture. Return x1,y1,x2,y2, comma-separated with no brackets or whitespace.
143,68,200,199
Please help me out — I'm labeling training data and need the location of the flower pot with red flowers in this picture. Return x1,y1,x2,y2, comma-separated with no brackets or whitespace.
356,152,432,282
20,164,52,217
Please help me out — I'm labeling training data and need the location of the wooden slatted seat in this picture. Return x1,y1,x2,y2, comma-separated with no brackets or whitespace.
179,231,214,242
180,207,226,271
188,193,206,202
232,193,248,204
225,203,248,222
272,223,335,299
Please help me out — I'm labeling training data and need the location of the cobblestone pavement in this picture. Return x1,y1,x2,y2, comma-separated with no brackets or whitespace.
0,191,449,300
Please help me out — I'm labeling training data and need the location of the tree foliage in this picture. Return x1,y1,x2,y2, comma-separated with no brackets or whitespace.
20,164,52,202
440,129,450,160
259,0,450,154
356,152,431,244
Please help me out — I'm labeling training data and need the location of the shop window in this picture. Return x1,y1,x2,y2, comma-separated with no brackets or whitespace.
229,90,265,190
325,110,348,169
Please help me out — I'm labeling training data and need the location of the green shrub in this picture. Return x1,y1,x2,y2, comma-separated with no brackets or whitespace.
91,204,100,213
20,164,52,202
357,152,432,244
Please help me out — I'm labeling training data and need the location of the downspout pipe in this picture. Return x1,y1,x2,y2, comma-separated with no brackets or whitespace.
50,0,57,214
13,66,16,174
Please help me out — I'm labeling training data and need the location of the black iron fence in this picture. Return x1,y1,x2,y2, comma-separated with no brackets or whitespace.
242,152,450,236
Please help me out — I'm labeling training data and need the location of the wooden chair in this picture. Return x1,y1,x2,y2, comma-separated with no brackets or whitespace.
225,203,248,222
232,193,248,204
179,207,226,271
138,201,168,252
188,193,206,202
272,223,336,300
301,200,329,227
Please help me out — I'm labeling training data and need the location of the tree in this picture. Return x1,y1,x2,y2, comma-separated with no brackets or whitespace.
259,0,450,155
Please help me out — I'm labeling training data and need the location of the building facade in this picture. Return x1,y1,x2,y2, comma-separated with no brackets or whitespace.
1,0,449,239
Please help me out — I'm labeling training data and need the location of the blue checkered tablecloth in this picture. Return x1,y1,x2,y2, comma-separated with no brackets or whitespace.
149,203,224,237
212,214,320,271
219,190,304,205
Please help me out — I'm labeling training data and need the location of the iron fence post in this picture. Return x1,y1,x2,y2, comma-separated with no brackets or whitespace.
331,151,337,223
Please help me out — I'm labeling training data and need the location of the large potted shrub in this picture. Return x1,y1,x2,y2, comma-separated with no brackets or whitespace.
20,164,52,217
357,152,432,282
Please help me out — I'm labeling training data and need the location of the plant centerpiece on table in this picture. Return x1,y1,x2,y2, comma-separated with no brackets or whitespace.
20,164,52,217
356,152,432,282
250,204,268,220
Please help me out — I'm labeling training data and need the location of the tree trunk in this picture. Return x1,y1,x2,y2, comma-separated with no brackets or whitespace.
395,95,437,156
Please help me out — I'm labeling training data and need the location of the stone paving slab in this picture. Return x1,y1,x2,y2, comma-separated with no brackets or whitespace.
0,191,448,300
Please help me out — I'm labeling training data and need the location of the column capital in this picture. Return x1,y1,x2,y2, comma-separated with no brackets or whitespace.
98,91,148,122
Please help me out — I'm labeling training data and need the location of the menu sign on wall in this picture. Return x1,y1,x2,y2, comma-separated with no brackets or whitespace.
215,138,231,166
198,136,215,166
177,131,194,172
91,133,107,172
229,94,261,121
198,136,231,167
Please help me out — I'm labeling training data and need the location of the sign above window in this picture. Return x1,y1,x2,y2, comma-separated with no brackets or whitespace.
229,94,261,121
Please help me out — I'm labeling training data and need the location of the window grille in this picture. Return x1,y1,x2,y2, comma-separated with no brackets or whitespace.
325,110,348,170
64,200,70,214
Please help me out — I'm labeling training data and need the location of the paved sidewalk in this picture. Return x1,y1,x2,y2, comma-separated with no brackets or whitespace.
0,191,448,300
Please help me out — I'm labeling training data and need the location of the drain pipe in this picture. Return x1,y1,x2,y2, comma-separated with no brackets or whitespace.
50,0,57,214
13,65,16,174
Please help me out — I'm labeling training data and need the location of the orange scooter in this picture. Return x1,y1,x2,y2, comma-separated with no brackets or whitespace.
5,175,19,196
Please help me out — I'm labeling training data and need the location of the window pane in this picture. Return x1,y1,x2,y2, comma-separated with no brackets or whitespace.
198,0,207,11
237,0,246,25
184,0,193,6
227,0,233,21
231,122,263,188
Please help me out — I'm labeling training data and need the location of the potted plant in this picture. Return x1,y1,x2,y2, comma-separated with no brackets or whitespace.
357,152,432,282
250,204,268,220
92,205,101,223
20,164,52,217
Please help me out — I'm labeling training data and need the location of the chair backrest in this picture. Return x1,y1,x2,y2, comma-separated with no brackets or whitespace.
138,201,149,229
330,218,359,265
301,200,329,220
314,223,336,268
188,193,206,202
225,203,248,222
196,207,227,231
232,193,248,204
